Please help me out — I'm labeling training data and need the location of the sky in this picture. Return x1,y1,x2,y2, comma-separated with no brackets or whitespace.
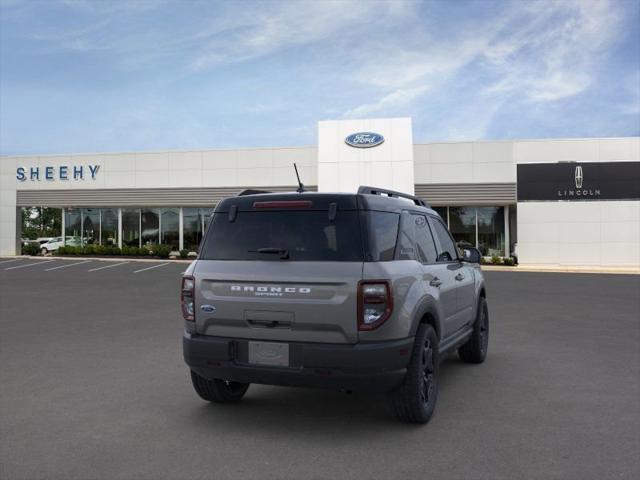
0,0,639,155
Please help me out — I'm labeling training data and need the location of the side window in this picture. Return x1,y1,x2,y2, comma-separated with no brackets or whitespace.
430,217,458,262
413,215,438,264
367,211,399,261
396,212,417,260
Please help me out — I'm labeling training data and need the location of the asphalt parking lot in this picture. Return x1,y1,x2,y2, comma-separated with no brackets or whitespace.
0,258,638,480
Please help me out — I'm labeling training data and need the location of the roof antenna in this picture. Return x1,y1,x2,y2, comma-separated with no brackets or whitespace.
294,163,306,193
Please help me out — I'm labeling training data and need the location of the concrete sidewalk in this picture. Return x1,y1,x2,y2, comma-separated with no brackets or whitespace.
482,264,640,274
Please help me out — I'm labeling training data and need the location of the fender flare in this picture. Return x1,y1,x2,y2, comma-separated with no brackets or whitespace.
409,296,442,340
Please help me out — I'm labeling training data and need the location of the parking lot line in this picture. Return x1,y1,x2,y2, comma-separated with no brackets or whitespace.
87,261,129,272
5,260,56,270
0,258,23,265
133,262,170,273
45,260,91,271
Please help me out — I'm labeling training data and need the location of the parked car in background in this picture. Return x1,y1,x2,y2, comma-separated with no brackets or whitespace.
40,236,81,254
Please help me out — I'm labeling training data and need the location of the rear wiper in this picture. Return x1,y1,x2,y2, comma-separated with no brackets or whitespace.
248,247,290,260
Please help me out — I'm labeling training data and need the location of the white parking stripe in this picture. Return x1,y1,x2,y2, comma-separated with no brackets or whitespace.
5,260,56,270
0,258,23,265
87,261,129,272
45,260,91,271
133,262,170,274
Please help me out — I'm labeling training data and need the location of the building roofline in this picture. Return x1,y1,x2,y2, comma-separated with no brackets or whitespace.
2,136,638,158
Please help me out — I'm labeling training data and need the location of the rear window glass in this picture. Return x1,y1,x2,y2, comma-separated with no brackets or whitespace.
200,211,363,261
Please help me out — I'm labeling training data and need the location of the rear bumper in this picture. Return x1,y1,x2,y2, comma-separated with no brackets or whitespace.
183,333,413,393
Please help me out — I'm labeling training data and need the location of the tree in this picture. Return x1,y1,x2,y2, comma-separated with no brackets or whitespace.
21,207,62,239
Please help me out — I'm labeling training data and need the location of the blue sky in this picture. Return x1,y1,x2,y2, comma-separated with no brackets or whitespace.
1,0,639,155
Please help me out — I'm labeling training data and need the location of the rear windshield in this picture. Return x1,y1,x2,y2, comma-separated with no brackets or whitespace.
200,211,364,261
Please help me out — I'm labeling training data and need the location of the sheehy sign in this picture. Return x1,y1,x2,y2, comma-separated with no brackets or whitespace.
516,162,640,201
16,165,100,182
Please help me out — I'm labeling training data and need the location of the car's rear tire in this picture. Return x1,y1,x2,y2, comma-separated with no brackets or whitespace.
190,370,249,403
458,296,489,364
389,324,439,424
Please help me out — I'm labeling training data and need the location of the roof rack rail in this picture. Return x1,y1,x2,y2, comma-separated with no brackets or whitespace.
357,185,429,207
237,189,272,196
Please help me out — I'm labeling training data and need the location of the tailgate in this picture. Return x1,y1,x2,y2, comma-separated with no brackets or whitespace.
194,260,362,344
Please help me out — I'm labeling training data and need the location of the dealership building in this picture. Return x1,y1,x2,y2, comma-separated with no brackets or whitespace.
1,118,639,267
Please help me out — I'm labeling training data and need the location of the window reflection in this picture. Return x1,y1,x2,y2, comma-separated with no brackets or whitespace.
161,208,179,250
183,208,203,252
64,208,81,246
477,207,505,256
122,208,140,247
141,208,159,247
449,207,476,249
82,208,100,245
101,208,118,246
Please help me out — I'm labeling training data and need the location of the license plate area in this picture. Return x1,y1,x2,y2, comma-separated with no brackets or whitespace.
248,341,290,367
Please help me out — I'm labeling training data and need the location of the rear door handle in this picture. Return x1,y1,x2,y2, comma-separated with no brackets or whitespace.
455,273,465,281
429,277,443,287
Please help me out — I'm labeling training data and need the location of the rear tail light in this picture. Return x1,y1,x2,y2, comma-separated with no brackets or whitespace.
358,280,393,331
181,275,195,321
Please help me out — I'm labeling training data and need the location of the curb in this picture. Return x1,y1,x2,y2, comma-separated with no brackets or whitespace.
482,265,640,275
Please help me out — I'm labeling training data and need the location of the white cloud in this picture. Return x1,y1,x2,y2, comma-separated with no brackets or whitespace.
343,85,429,118
342,0,627,134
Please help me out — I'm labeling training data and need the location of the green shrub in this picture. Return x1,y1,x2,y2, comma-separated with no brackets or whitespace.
155,244,171,259
22,243,40,256
83,244,95,255
106,246,121,256
491,255,502,265
179,249,189,259
479,256,486,265
140,246,151,257
503,257,515,266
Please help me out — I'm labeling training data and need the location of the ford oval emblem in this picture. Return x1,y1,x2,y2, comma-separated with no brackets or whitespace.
345,132,385,148
200,304,216,313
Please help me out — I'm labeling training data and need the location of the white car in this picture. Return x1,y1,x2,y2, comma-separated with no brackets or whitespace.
40,237,64,254
40,237,81,254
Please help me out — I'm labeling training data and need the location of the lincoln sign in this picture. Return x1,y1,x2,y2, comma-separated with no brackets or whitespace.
516,161,640,201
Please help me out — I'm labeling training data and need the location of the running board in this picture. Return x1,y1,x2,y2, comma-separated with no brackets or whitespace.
438,326,473,358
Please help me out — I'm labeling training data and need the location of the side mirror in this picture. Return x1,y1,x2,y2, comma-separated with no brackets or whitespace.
462,247,481,264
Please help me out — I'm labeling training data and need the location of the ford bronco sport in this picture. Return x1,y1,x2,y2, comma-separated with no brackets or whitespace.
182,186,488,423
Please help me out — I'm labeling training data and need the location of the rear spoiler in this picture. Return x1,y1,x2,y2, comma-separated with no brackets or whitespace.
357,186,429,208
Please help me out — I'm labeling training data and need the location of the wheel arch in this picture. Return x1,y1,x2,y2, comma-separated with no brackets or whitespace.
410,299,442,340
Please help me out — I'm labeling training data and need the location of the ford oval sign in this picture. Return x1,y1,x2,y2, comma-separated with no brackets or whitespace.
345,132,385,148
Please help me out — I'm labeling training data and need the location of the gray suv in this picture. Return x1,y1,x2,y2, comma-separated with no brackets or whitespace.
182,186,488,423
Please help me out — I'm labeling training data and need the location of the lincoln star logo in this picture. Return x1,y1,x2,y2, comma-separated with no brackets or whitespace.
558,164,600,198
575,166,583,188
345,132,385,148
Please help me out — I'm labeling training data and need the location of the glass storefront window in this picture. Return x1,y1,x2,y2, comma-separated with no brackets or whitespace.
64,208,82,246
101,208,119,246
160,208,179,250
141,208,160,247
202,207,215,231
122,208,140,247
432,207,447,225
448,207,476,249
477,207,505,256
82,208,100,245
183,207,203,252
